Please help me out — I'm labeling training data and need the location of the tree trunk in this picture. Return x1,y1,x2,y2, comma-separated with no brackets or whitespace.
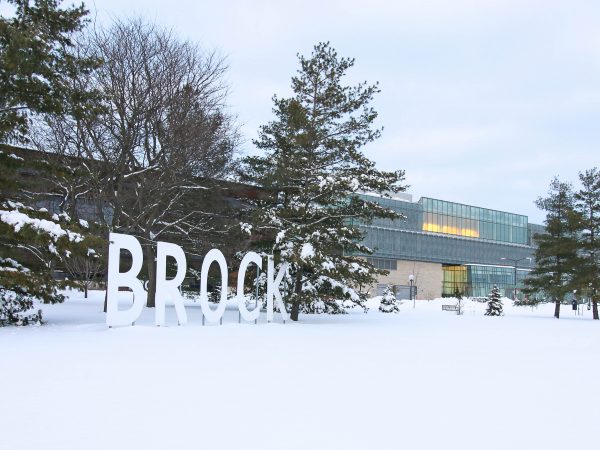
593,299,599,320
103,271,108,313
554,297,560,319
290,268,303,322
145,244,157,308
290,300,300,321
84,283,88,299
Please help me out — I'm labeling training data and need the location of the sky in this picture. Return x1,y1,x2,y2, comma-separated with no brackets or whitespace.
8,0,600,223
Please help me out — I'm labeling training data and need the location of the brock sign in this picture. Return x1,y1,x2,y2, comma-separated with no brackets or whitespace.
106,232,289,327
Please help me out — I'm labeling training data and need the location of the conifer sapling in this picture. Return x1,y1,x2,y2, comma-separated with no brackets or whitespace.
485,285,503,316
379,285,400,313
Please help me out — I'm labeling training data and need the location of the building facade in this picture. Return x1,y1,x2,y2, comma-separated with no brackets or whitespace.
356,193,543,300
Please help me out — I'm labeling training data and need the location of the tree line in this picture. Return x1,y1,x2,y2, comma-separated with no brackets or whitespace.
7,2,593,326
0,1,405,325
525,171,600,319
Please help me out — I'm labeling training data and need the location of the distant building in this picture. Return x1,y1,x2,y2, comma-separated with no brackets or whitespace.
4,147,544,300
355,193,543,300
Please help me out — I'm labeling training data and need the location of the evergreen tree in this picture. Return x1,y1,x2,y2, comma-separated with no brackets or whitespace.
208,283,222,304
0,2,101,325
454,288,462,301
241,42,406,321
0,149,103,325
0,0,99,143
454,287,463,315
379,285,399,313
524,178,581,318
574,168,600,320
485,285,503,316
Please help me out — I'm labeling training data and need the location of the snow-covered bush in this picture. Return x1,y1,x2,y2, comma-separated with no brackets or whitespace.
0,290,42,326
485,285,503,316
514,296,543,309
379,285,400,313
208,284,223,304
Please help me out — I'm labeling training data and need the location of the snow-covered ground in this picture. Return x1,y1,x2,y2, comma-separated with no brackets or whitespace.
1,291,599,450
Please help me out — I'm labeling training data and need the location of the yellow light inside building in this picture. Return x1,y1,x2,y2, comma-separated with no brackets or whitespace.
423,223,480,238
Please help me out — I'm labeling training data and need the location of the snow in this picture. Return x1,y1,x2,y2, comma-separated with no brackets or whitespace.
0,257,29,271
300,242,315,260
321,259,335,271
240,222,252,235
0,209,83,242
1,292,599,450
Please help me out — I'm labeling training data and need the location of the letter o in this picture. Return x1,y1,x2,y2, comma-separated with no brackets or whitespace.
199,249,228,323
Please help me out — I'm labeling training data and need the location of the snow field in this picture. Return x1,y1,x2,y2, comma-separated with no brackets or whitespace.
1,291,599,450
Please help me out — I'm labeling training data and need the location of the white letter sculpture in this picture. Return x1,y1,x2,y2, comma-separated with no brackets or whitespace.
106,232,147,327
236,251,262,322
155,241,188,326
267,256,289,323
199,249,228,323
106,233,291,327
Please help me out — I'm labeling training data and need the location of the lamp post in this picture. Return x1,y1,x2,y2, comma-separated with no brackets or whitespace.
409,274,415,308
500,256,532,300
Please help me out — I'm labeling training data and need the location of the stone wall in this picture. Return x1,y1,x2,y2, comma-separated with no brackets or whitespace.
373,259,443,300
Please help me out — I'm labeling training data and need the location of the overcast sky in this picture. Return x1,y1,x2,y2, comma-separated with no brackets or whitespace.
20,1,600,223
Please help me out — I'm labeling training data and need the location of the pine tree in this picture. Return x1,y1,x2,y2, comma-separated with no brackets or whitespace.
379,285,400,313
524,178,581,319
0,149,103,326
0,2,102,325
454,288,462,300
485,285,503,316
209,283,222,304
454,288,463,315
241,42,406,321
574,168,600,320
0,0,99,143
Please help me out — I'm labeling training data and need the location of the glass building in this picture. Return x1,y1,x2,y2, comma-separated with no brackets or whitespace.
356,193,541,299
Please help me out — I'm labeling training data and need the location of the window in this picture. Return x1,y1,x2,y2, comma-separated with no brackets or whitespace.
366,258,397,271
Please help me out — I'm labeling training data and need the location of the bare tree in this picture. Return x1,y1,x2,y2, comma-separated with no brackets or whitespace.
36,18,239,307
63,248,105,298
